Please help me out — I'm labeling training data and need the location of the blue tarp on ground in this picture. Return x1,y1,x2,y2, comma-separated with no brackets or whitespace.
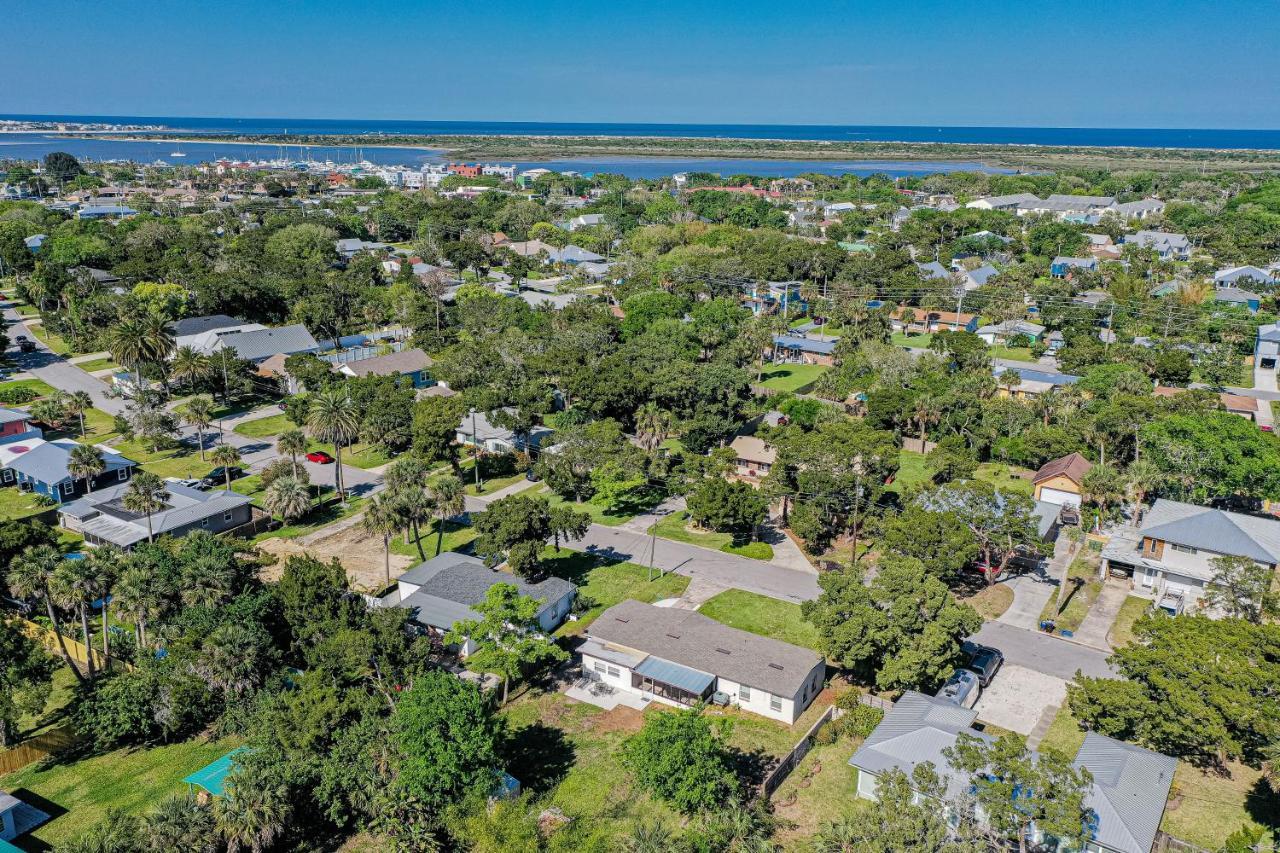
182,747,251,798
634,656,715,695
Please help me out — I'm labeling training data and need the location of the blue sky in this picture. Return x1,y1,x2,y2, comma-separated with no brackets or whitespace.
4,0,1279,128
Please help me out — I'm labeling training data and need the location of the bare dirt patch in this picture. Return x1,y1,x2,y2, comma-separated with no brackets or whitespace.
257,525,415,592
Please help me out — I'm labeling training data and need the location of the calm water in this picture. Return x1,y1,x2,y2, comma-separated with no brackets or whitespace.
6,113,1280,149
0,133,1016,179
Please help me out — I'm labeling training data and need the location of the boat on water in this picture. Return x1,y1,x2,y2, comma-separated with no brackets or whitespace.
170,142,186,157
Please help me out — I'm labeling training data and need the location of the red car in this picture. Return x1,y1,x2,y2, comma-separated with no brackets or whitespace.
306,450,335,464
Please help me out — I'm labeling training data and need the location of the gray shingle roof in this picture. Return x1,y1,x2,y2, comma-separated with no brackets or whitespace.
7,441,134,486
217,324,319,361
586,599,823,697
170,314,245,337
340,347,433,378
396,553,574,629
1140,498,1280,564
1075,732,1176,853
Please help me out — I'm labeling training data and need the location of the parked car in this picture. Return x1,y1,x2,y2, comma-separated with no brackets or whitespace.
202,466,244,487
964,643,1004,687
306,450,335,464
167,477,203,489
936,669,980,709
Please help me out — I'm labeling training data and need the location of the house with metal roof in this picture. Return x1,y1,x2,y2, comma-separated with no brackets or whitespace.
849,692,1175,853
581,599,826,723
771,333,836,366
333,347,434,387
976,319,1046,345
213,324,321,363
1214,265,1277,288
455,408,553,453
0,408,41,449
993,364,1080,399
381,553,574,655
3,439,135,504
1100,498,1280,616
1,789,50,843
58,480,254,549
1051,256,1099,278
1255,321,1280,370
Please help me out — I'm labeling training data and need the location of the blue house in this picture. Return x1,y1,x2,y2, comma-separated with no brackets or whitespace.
1051,256,1098,278
77,204,137,220
746,281,807,318
1214,286,1261,313
4,440,136,503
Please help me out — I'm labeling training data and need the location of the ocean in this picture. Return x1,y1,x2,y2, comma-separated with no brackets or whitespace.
3,113,1278,178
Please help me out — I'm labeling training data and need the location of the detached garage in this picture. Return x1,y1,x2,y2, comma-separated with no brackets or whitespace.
1032,452,1093,508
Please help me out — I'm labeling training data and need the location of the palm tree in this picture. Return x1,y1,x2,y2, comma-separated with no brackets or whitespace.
215,773,289,853
360,494,402,585
276,429,306,479
306,387,359,504
1262,741,1280,795
171,345,211,390
66,444,105,496
633,402,671,452
84,546,125,665
108,317,149,390
911,393,940,443
210,444,242,491
180,556,234,609
122,471,170,543
430,475,465,557
143,792,213,852
178,395,216,461
8,545,87,682
113,561,163,649
51,556,101,678
65,390,93,438
140,311,176,363
263,476,310,523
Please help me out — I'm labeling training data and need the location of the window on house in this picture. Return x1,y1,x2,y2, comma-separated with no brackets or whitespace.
1172,543,1197,554
770,695,783,712
117,468,129,481
739,685,751,701
201,518,209,528
223,511,234,523
607,666,620,678
593,661,605,674
61,481,74,495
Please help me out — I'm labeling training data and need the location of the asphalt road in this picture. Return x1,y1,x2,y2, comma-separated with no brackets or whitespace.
971,620,1116,680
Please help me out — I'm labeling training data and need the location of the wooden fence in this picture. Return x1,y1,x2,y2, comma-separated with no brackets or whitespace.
0,725,77,775
759,704,844,799
11,616,131,673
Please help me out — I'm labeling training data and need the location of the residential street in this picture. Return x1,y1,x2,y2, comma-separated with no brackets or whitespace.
970,620,1116,681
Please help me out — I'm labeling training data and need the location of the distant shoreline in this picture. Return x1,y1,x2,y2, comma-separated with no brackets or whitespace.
63,132,1280,171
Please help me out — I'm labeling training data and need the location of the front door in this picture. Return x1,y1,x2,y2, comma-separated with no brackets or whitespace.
1140,566,1157,588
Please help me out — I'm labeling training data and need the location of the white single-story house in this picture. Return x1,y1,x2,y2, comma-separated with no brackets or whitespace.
581,599,826,723
455,408,553,453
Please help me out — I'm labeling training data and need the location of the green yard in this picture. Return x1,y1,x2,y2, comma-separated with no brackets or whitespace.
251,494,367,543
231,414,392,469
0,487,54,522
771,736,864,846
388,519,477,560
464,471,529,497
538,486,658,527
1039,553,1102,633
891,332,934,349
1107,595,1153,649
26,323,73,355
894,450,1034,498
546,551,689,636
1,377,59,402
73,357,119,373
698,589,821,650
0,735,245,850
757,363,829,393
987,344,1035,361
105,437,215,481
650,510,774,560
44,408,120,444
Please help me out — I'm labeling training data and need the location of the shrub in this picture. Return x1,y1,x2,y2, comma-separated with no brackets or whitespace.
0,386,37,405
834,695,885,737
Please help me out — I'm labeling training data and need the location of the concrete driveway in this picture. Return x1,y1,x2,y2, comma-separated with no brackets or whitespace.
974,664,1068,736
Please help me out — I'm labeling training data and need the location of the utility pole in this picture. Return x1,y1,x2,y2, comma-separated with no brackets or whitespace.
471,410,481,491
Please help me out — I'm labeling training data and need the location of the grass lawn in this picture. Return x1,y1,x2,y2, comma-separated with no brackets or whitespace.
105,437,215,481
0,487,54,522
548,552,689,636
891,331,934,349
231,415,392,470
2,378,59,402
698,589,821,651
464,471,528,497
497,690,683,850
73,357,119,373
1107,595,1152,649
964,583,1015,620
15,666,78,742
988,344,1035,361
232,412,292,438
894,450,1032,498
251,494,366,543
758,363,829,393
388,519,477,560
650,510,774,560
538,486,655,527
0,735,245,850
44,408,121,445
26,323,73,356
771,736,864,846
1040,553,1102,633
1038,704,1087,759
